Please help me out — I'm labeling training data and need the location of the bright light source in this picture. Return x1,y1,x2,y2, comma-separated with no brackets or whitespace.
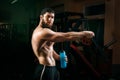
11,0,18,4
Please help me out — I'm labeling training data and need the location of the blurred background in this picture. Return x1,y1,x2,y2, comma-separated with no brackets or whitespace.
0,0,120,80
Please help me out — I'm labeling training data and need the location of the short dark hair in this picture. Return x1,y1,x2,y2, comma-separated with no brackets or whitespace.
40,8,55,15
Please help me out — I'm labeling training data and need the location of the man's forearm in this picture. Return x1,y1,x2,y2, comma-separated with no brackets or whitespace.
64,31,85,41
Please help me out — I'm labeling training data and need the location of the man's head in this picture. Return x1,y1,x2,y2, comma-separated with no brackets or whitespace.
40,8,55,28
40,8,55,15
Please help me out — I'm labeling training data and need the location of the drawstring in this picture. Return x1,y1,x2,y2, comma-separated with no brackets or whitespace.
40,65,46,80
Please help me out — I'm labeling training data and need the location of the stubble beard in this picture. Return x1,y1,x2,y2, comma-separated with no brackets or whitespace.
42,20,52,29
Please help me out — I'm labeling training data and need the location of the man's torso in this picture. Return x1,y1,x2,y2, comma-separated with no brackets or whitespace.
32,27,56,66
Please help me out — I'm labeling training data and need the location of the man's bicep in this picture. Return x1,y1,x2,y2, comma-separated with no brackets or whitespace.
41,29,57,41
42,30,66,42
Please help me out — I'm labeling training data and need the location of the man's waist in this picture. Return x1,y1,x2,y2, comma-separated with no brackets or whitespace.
38,63,56,67
38,57,56,66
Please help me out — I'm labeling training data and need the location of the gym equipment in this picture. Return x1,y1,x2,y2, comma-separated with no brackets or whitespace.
70,44,101,78
54,11,114,79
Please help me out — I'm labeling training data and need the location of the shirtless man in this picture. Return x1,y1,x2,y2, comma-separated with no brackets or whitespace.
31,8,95,80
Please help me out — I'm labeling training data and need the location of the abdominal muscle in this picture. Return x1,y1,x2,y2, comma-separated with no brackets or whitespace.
38,56,56,66
33,38,56,66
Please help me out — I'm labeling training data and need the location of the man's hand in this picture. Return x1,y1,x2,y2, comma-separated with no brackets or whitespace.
83,31,95,38
65,56,68,63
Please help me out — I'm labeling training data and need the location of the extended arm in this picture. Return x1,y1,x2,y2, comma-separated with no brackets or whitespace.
38,28,95,42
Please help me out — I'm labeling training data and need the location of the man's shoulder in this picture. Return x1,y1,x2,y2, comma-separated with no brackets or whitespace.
33,27,49,33
43,28,52,31
42,28,55,34
33,28,55,38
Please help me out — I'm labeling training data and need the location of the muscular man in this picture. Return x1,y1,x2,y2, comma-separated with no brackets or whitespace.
31,8,95,80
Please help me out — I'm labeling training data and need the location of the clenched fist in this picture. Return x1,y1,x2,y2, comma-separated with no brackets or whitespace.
82,31,95,38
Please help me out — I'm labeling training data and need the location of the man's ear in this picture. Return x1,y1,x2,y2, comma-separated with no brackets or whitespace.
40,15,42,19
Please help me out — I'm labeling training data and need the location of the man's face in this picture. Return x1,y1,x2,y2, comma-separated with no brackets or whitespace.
41,12,55,28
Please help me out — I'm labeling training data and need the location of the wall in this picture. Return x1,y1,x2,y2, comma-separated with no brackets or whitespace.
0,0,39,44
104,0,115,49
65,0,104,12
104,0,120,64
113,0,120,64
